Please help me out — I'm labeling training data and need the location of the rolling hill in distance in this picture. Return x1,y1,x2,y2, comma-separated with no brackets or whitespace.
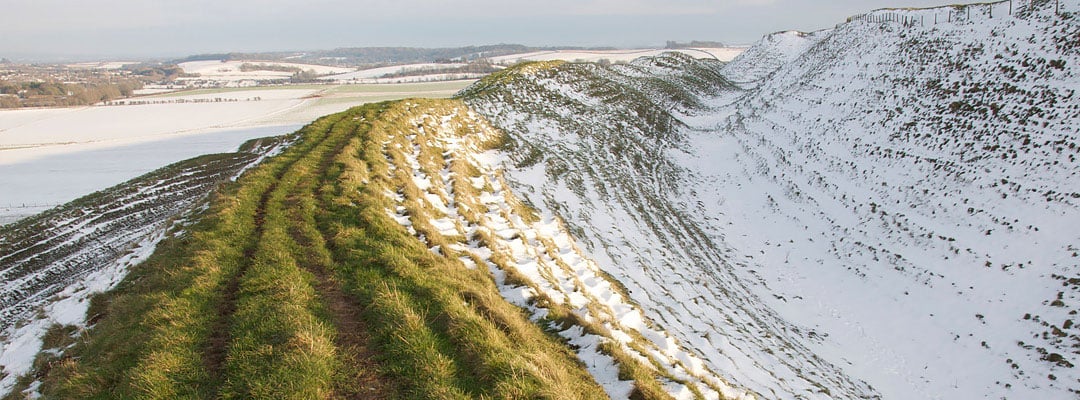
1,0,1078,399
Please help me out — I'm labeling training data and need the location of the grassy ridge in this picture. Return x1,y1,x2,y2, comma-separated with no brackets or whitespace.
32,100,608,399
316,99,608,398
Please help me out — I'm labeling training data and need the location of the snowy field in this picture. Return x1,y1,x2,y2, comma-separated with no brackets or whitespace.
178,60,354,81
0,125,296,224
0,81,470,225
65,61,138,70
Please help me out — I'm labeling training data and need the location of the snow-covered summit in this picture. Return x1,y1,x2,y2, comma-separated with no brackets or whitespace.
720,30,828,87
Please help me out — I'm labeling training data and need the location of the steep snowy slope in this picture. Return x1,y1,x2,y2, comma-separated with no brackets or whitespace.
706,1,1079,398
464,1,1079,399
464,55,878,399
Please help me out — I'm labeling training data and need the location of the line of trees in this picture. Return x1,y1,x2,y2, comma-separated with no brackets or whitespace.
239,63,302,73
377,62,500,79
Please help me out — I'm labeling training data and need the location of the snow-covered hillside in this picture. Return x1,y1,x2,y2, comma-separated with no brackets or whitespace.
466,51,878,400
464,1,1079,399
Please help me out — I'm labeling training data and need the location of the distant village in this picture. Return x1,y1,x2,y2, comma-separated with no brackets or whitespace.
0,60,185,108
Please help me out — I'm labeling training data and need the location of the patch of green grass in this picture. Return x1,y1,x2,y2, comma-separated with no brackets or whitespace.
34,99,612,399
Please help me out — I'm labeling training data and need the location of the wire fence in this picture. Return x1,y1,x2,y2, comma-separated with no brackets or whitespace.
844,0,1067,28
1,203,61,210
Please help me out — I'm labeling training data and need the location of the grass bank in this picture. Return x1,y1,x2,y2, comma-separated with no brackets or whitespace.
28,100,608,399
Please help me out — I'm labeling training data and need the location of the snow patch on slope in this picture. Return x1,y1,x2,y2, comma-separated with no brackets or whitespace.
466,56,874,399
379,102,755,399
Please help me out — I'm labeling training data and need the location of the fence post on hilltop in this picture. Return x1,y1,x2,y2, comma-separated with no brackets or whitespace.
990,2,993,18
1009,0,1012,15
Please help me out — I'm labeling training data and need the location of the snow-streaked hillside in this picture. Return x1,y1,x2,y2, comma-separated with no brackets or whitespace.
0,137,289,394
464,1,1080,399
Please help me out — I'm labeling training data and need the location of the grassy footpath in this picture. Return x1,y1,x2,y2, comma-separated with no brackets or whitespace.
30,101,607,399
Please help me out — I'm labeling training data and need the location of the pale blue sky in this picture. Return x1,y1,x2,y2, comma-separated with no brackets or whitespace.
1,0,966,60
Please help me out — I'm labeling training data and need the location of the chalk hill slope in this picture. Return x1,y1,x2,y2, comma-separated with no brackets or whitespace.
464,0,1079,398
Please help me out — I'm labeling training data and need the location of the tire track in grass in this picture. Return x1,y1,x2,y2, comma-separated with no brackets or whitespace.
304,258,391,399
202,120,339,389
285,111,393,398
213,117,352,399
218,109,393,399
312,114,395,399
201,179,274,379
